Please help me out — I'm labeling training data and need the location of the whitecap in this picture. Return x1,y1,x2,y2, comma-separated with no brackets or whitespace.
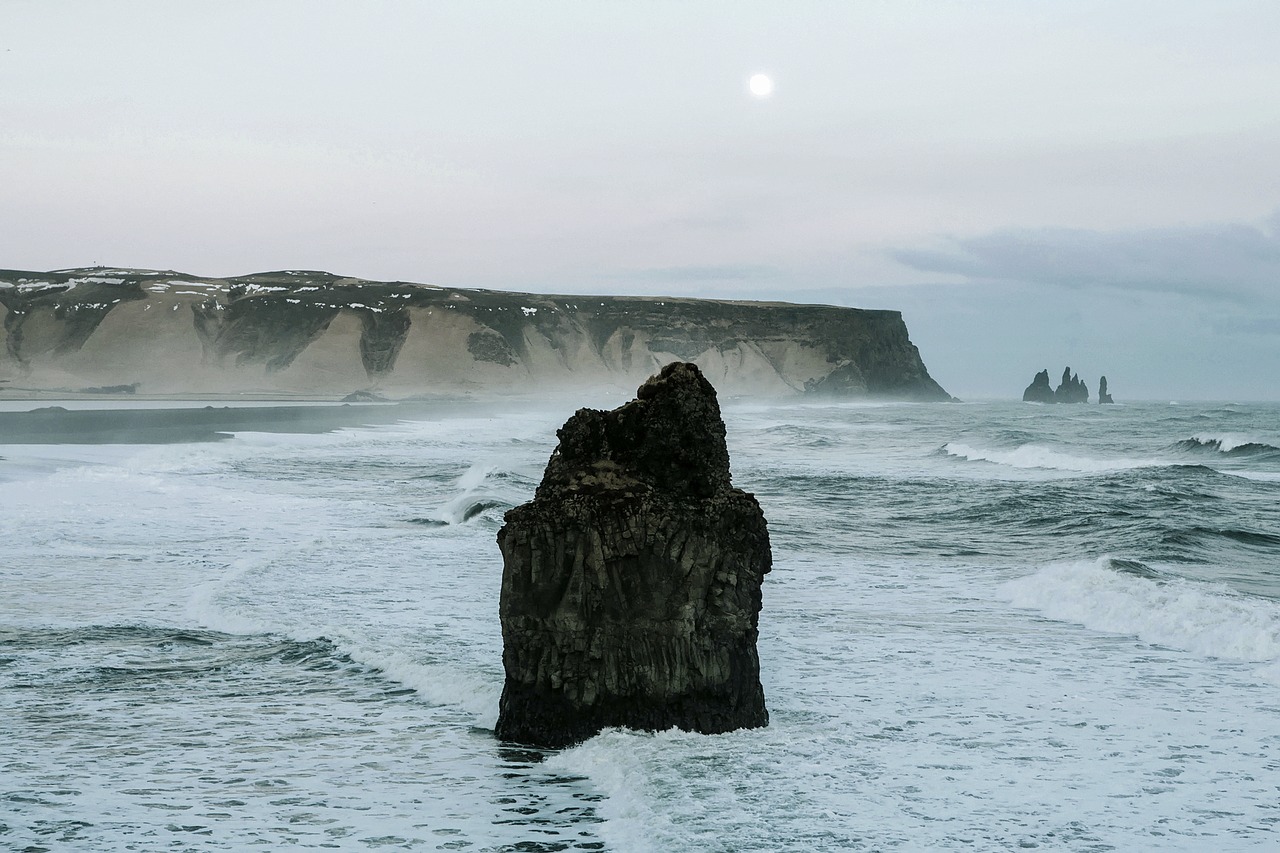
942,442,1160,474
424,462,529,525
1185,433,1279,454
999,557,1280,664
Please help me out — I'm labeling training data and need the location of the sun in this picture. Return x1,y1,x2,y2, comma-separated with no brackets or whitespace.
748,73,774,98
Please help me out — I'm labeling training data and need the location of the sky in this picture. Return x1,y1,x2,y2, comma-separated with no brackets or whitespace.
3,1,1278,400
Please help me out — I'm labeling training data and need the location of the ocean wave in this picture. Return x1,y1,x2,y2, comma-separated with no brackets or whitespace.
0,624,358,692
1227,470,1280,483
337,644,502,726
418,463,529,525
1174,435,1280,457
1000,557,1280,664
542,729,675,853
755,423,842,448
941,442,1161,474
1163,526,1280,550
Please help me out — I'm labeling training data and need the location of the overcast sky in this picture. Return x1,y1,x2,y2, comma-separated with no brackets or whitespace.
3,1,1278,399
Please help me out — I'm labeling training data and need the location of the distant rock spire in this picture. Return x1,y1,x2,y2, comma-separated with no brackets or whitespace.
1054,368,1088,403
1022,366,1093,403
1022,369,1055,403
1099,375,1114,404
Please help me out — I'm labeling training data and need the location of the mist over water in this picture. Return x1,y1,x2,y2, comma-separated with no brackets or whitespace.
3,399,1279,850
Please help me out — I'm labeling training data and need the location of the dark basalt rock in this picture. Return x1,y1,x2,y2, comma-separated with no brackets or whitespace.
80,383,140,394
357,307,411,378
1023,366,1093,403
1055,367,1089,404
340,389,388,403
1098,375,1114,404
495,361,771,748
195,293,340,373
0,280,145,366
467,330,518,366
1022,369,1055,403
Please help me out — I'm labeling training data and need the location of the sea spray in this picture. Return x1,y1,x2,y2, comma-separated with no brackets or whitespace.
942,442,1164,474
6,398,1280,850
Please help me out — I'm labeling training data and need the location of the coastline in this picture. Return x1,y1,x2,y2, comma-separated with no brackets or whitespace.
0,399,447,444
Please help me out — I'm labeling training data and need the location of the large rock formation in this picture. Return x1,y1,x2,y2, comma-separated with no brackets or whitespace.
0,267,950,400
1098,375,1114,404
1022,369,1055,403
1022,367,1093,403
1055,367,1089,403
495,362,771,748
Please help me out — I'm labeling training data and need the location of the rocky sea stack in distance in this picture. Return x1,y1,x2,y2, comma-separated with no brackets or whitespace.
495,362,771,748
1022,366,1101,404
0,268,949,399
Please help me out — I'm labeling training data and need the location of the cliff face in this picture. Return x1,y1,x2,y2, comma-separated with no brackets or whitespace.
0,267,950,399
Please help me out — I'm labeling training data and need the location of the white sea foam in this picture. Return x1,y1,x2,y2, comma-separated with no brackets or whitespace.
184,556,275,635
345,645,502,725
7,399,1280,851
942,441,1159,474
1000,557,1280,664
1191,432,1266,453
543,730,675,853
425,463,526,524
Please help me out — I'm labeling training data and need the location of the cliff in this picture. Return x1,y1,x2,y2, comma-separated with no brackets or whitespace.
0,267,951,399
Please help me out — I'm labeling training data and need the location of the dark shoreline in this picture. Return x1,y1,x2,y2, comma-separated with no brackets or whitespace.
0,401,441,444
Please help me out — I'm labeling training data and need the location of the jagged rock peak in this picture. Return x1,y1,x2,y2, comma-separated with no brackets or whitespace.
1022,369,1055,403
538,361,732,501
1022,366,1093,403
1055,368,1089,404
495,361,771,748
1099,375,1114,404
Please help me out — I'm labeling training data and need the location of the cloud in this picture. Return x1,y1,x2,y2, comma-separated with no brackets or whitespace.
608,264,780,283
889,218,1280,302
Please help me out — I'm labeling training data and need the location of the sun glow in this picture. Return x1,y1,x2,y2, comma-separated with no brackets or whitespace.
748,73,774,98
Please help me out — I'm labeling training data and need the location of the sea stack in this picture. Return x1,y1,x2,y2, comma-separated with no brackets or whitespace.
1055,367,1089,403
1022,367,1094,403
1022,369,1055,403
1098,375,1114,404
495,361,771,748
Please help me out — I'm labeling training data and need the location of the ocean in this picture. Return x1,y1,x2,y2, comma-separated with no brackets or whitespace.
2,396,1278,851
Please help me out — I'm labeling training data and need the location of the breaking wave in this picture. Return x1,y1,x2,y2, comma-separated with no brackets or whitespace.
941,442,1161,474
1173,435,1280,458
414,463,531,526
1000,557,1280,665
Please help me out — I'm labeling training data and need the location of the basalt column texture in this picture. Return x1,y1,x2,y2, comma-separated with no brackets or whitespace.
495,362,771,748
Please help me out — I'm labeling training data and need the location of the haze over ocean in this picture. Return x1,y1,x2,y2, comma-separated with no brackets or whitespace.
3,2,1279,398
3,398,1279,849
